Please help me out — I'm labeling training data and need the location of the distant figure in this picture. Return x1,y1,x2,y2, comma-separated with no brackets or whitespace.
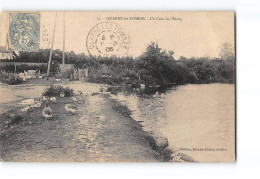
42,102,53,120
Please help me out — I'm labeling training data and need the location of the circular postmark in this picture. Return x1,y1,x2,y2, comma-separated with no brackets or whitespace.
86,22,129,58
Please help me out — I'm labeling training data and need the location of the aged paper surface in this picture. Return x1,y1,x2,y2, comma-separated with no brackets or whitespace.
0,11,235,162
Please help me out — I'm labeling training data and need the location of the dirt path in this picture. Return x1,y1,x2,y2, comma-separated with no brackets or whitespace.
0,94,159,162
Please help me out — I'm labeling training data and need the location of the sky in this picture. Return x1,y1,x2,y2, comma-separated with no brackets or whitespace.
0,11,235,59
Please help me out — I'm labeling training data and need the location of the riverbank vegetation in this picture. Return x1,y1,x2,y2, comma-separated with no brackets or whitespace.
1,42,235,87
85,42,235,86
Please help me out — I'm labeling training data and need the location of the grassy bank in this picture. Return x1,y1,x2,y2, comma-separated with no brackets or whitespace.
106,93,196,162
0,96,83,161
0,85,176,162
107,96,174,162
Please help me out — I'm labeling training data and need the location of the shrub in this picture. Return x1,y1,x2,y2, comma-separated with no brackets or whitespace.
8,77,23,85
0,64,47,73
63,87,74,97
43,85,74,97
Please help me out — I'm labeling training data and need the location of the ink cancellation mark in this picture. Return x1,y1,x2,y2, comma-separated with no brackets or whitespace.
8,13,40,51
86,22,129,58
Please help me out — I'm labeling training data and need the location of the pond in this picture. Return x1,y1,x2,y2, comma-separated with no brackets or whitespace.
108,83,235,162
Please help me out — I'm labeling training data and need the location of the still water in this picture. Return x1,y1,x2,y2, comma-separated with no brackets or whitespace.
109,84,235,162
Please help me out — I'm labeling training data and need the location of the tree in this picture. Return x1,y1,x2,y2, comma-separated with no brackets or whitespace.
136,42,178,85
219,42,235,60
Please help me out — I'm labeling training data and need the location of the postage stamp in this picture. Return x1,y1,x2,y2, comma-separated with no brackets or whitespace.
8,12,40,51
86,22,129,58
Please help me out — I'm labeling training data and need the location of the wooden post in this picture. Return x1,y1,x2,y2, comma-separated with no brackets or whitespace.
47,12,57,78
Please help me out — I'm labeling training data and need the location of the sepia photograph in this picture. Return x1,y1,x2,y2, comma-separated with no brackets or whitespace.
0,11,235,162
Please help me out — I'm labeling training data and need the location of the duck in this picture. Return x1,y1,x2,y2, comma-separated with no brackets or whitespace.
42,102,53,120
65,104,79,114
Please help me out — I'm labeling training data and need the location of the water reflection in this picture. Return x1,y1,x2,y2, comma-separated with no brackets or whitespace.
107,84,175,97
107,84,235,162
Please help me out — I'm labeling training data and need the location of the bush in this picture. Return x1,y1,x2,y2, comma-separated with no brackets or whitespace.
0,73,23,85
8,77,23,85
43,85,74,97
63,87,74,97
0,64,47,73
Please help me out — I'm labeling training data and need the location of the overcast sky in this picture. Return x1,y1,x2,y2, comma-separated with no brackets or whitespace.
0,11,235,59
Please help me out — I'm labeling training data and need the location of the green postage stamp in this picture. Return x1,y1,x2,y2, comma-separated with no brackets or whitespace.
8,12,40,51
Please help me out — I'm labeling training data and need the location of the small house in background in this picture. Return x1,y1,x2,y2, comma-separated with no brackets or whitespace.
0,46,13,60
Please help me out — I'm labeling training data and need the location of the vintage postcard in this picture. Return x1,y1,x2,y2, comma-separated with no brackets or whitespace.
0,11,235,162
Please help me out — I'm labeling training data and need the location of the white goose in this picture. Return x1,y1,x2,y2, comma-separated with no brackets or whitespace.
42,96,48,101
33,102,42,108
50,97,56,102
65,104,79,114
153,91,159,98
42,102,53,120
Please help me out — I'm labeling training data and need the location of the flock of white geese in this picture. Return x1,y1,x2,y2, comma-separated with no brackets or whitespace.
20,91,84,120
19,87,164,121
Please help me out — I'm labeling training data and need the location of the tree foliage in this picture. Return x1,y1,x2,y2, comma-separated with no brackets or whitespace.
4,42,235,86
